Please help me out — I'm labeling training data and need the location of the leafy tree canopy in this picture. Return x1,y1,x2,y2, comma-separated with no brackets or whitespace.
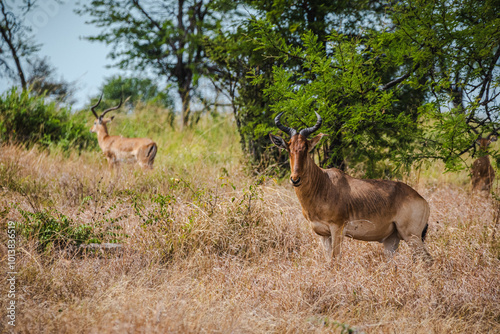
210,0,500,176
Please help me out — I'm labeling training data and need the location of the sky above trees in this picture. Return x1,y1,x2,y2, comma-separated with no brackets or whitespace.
0,1,116,108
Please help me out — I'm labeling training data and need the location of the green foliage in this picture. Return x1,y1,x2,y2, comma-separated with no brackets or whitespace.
16,208,96,253
0,88,96,151
14,194,129,253
94,100,176,139
251,26,425,177
387,0,500,170
208,0,412,175
132,192,177,227
210,0,499,175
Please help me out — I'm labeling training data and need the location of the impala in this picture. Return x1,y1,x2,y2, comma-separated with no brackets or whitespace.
90,95,157,169
471,134,496,194
270,112,432,263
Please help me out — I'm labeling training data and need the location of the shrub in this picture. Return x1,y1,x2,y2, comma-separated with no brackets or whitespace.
0,87,96,151
15,204,127,253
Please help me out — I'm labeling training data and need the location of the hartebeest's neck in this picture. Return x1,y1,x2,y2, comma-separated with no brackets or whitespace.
293,154,338,205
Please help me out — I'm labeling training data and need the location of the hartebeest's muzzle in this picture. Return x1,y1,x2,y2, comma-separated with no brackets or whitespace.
290,176,301,187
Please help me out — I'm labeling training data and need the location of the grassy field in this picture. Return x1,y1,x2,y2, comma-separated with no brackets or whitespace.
1,113,499,333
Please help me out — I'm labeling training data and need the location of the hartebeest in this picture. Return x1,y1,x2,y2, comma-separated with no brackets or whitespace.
270,112,432,263
90,95,157,169
471,135,496,194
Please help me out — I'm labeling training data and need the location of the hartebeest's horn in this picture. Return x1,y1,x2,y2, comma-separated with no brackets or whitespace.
275,112,297,137
91,94,103,119
299,111,322,137
100,98,123,118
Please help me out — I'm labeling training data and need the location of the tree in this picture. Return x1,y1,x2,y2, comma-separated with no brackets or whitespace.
387,0,500,170
27,57,75,102
0,0,40,90
76,0,230,128
251,28,425,177
211,0,500,175
207,0,419,175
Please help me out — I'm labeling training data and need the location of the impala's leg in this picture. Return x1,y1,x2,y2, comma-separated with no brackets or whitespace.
147,143,157,169
106,157,114,169
104,152,116,170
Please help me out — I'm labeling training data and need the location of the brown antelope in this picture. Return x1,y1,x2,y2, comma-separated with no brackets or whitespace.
90,95,157,169
270,112,432,263
471,135,497,194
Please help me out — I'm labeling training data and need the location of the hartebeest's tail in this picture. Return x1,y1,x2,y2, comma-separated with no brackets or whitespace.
147,143,157,166
421,223,429,242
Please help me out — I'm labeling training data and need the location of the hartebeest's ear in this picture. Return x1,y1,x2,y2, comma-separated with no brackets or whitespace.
308,133,328,152
269,133,288,150
490,135,497,142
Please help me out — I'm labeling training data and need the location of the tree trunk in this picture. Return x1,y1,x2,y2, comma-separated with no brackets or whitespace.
0,26,27,90
180,88,191,129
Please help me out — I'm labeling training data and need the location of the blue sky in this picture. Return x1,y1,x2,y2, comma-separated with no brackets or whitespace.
1,1,119,109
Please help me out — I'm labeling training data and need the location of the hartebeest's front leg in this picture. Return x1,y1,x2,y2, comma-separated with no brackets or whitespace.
330,225,343,258
382,230,401,256
321,225,343,259
320,235,333,259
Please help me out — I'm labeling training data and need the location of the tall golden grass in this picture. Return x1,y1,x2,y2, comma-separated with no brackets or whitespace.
1,114,499,333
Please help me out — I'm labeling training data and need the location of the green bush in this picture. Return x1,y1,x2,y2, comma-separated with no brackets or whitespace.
0,87,96,151
17,208,97,252
16,204,127,253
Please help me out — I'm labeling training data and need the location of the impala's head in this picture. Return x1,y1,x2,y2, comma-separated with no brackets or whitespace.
476,134,497,152
89,94,121,133
269,112,326,187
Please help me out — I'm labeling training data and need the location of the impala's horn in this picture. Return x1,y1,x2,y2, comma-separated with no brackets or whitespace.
90,93,103,119
100,98,123,118
275,112,297,137
299,111,322,137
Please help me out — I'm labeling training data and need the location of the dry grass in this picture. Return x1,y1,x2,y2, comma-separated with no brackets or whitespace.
1,119,499,333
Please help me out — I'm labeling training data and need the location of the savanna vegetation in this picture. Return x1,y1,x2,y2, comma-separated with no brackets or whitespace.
1,112,499,332
1,0,500,332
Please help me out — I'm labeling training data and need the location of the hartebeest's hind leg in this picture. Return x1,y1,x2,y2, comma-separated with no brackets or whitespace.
396,224,433,264
394,200,433,264
406,234,433,264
